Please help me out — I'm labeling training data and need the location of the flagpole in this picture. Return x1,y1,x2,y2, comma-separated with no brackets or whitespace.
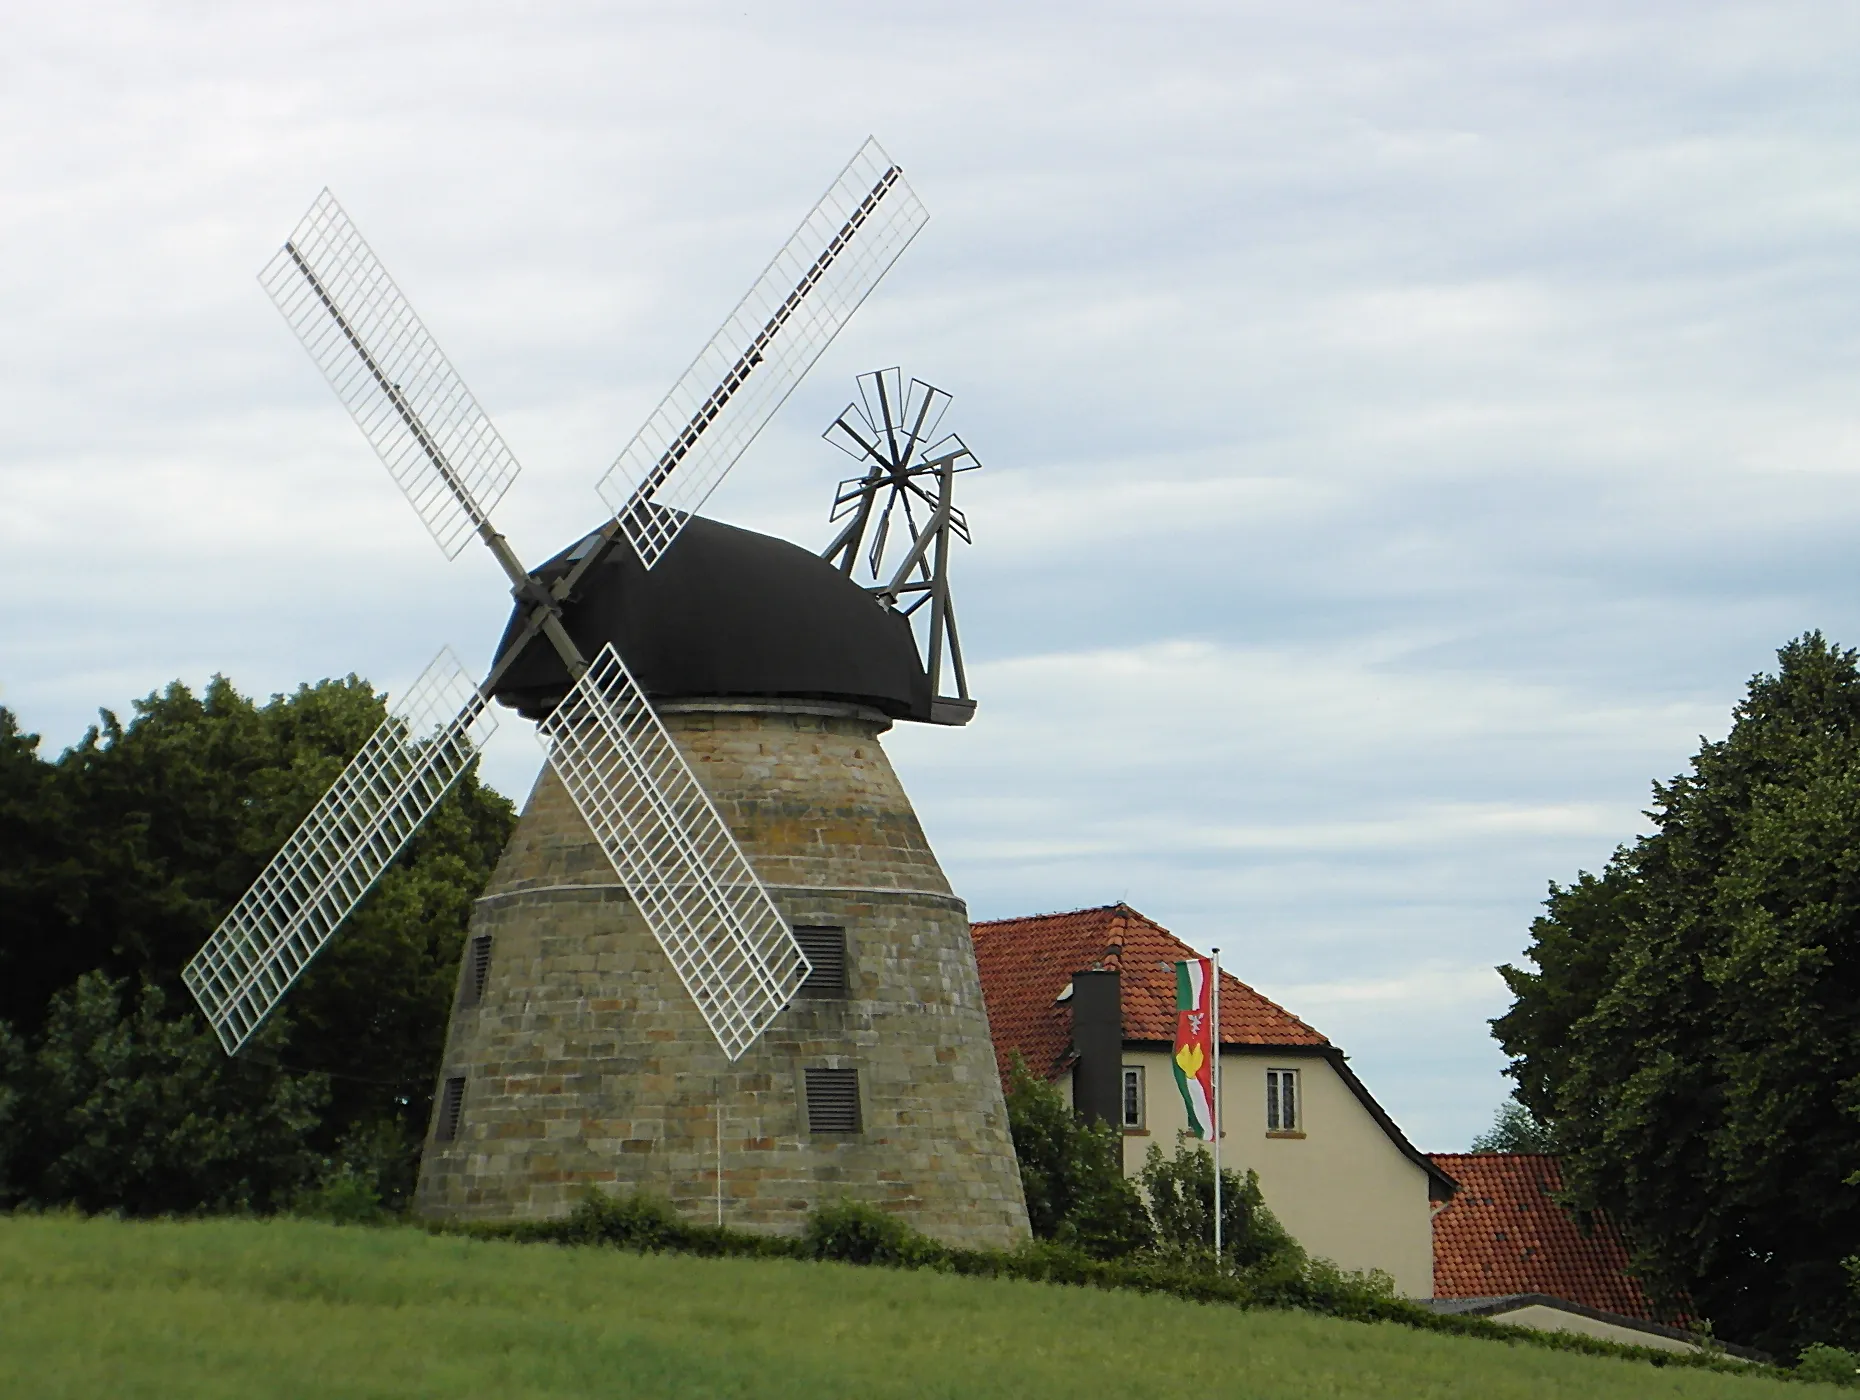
1211,947,1222,1267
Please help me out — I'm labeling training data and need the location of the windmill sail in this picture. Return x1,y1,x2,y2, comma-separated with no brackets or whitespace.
183,652,496,1054
599,137,929,569
260,190,522,561
537,643,809,1058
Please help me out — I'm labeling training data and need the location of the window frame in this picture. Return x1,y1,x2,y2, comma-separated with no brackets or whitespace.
1266,1066,1303,1136
1121,1064,1146,1130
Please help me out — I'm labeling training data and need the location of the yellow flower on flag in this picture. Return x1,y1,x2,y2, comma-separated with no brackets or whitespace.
1175,1042,1204,1077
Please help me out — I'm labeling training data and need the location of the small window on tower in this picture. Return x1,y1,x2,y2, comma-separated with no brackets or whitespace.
1266,1068,1302,1135
1121,1065,1146,1130
460,934,493,1006
436,1076,466,1142
794,926,848,997
804,1067,861,1133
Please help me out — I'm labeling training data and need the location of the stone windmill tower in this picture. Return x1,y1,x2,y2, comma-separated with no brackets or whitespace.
181,142,1028,1249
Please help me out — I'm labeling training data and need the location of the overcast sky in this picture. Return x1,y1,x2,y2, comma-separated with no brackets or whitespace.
5,2,1858,1152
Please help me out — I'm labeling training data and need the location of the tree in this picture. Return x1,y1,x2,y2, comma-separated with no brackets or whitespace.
0,673,515,1212
1003,1055,1152,1258
1139,1142,1303,1273
7,973,326,1215
0,709,87,1030
1467,1099,1553,1153
1493,633,1860,1356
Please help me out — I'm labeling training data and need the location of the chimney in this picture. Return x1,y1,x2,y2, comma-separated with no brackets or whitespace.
1070,968,1123,1127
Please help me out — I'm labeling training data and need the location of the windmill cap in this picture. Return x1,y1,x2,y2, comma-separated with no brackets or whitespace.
490,515,935,723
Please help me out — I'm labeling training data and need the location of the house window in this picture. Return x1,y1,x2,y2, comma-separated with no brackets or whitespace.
1121,1065,1145,1129
794,926,848,997
1266,1068,1301,1134
804,1067,861,1133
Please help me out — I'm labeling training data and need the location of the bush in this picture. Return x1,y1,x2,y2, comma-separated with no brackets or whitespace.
804,1199,942,1267
292,1168,387,1226
4,973,326,1215
553,1188,690,1252
1139,1142,1304,1274
1797,1345,1860,1386
1002,1055,1152,1259
292,1118,426,1224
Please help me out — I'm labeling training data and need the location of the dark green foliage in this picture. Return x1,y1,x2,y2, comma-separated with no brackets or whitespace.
1493,633,1860,1356
0,1024,23,1202
0,677,515,1215
10,973,326,1215
1796,1345,1860,1386
0,711,87,1031
548,1188,695,1253
1002,1054,1152,1258
1467,1099,1554,1153
291,1118,431,1225
803,1198,946,1266
1139,1142,1305,1274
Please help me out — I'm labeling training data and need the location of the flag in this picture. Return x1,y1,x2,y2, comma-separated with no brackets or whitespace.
1172,957,1216,1139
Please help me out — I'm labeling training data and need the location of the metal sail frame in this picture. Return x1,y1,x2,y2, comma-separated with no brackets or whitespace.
821,369,979,725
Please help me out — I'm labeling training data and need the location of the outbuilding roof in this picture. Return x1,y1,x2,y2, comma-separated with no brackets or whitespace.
1429,1152,1662,1322
969,903,1327,1085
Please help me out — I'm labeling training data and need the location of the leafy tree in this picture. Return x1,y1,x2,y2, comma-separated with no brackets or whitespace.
0,710,87,1029
0,674,515,1213
1467,1099,1553,1153
1139,1142,1303,1273
1493,633,1860,1356
6,973,326,1215
1003,1055,1152,1258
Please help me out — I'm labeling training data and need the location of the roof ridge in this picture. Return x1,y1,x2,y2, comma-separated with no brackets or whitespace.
972,902,1149,930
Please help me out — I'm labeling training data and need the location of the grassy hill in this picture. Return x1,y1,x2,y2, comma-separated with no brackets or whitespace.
0,1214,1840,1399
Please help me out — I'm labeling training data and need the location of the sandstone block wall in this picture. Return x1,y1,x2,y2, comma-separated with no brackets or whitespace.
414,701,1029,1250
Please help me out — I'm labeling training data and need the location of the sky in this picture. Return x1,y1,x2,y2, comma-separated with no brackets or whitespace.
5,2,1859,1152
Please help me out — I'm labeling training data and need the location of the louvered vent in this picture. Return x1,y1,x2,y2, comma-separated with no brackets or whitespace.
794,926,847,997
436,1075,466,1142
804,1067,861,1134
460,934,494,1005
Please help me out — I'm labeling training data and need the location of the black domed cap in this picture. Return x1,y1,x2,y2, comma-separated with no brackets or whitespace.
490,516,933,722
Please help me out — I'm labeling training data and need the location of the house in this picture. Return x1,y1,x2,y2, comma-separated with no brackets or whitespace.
1426,1152,1766,1359
970,903,1453,1296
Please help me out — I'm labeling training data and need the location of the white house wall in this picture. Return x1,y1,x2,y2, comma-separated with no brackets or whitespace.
1113,1048,1434,1297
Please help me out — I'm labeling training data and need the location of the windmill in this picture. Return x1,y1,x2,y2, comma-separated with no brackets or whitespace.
184,140,1029,1246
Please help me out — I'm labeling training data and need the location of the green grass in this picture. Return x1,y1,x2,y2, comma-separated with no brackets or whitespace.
0,1214,1838,1399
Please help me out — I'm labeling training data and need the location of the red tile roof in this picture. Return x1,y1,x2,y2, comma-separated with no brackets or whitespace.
970,903,1328,1086
1429,1153,1661,1320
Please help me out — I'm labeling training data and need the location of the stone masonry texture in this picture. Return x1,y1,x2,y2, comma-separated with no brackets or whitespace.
414,700,1030,1249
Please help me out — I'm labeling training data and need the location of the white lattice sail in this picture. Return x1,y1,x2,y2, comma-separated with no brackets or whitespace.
599,137,929,569
260,190,522,560
183,651,496,1054
537,643,809,1058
